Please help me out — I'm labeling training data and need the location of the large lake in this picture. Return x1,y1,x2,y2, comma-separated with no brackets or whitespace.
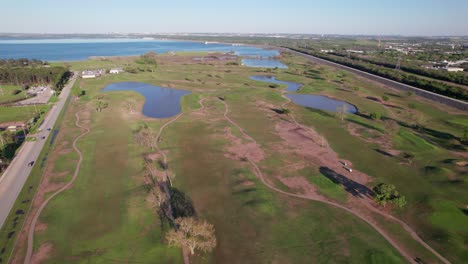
0,38,279,61
101,82,190,118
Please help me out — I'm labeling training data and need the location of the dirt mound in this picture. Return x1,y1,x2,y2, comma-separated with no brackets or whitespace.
223,127,265,163
0,121,25,130
277,176,320,198
275,119,371,186
31,242,53,264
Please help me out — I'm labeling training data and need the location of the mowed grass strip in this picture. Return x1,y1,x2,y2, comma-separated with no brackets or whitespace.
36,102,180,263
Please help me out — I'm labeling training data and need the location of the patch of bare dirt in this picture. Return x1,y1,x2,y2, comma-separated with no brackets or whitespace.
456,161,468,166
145,152,161,161
277,176,320,198
241,180,255,187
31,242,53,264
34,221,48,232
57,148,72,155
223,127,265,163
275,119,371,186
452,151,468,159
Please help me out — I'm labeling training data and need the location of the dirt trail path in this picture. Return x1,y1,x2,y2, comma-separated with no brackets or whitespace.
24,110,90,264
155,113,184,169
214,98,450,264
22,97,449,264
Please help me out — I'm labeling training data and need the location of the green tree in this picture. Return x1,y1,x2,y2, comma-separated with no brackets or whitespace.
370,112,381,120
280,107,290,115
373,183,406,208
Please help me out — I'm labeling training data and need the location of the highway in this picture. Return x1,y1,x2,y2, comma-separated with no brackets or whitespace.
0,73,77,228
282,48,468,111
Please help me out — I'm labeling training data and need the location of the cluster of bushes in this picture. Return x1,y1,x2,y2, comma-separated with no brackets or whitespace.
0,66,72,91
288,47,468,101
124,66,153,73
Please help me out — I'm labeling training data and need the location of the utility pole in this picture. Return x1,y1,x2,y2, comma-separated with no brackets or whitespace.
395,53,402,71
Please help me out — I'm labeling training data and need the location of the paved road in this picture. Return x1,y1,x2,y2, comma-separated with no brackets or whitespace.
282,48,468,111
0,73,77,229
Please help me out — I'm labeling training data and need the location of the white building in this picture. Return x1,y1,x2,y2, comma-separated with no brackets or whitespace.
444,67,465,72
109,68,124,74
346,49,364,54
82,73,96,79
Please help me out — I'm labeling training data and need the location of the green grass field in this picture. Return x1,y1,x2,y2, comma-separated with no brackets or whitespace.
0,105,50,124
5,51,467,263
0,85,28,105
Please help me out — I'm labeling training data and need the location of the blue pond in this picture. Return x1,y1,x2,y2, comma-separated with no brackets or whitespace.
286,94,357,114
242,59,288,69
250,76,301,92
101,82,190,118
250,76,357,114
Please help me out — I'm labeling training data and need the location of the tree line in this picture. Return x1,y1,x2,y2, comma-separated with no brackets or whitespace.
0,66,72,91
0,58,48,67
327,51,468,86
134,125,216,261
287,47,468,101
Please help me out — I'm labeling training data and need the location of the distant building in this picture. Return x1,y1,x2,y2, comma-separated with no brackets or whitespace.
444,67,465,72
346,49,364,54
81,69,105,78
109,68,124,74
81,72,96,79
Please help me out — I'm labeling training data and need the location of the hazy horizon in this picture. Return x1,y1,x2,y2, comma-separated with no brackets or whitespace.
2,0,468,36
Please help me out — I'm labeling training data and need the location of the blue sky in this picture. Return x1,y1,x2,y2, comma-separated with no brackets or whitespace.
2,0,467,35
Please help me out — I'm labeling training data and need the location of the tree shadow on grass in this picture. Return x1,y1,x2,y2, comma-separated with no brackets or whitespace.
347,118,382,132
374,148,394,157
306,107,335,118
243,199,269,207
169,187,196,219
319,167,374,198
232,188,257,195
384,92,402,98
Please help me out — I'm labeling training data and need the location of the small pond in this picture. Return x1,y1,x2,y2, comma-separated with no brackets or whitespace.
101,82,190,118
286,94,357,113
250,76,301,92
250,76,357,113
242,59,288,69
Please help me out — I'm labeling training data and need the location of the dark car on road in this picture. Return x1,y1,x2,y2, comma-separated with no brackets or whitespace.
27,161,35,167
